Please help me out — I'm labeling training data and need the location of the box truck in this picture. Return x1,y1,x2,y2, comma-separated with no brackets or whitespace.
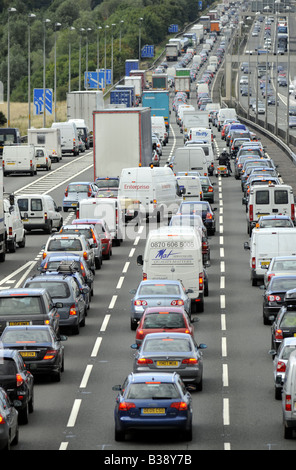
67,91,104,146
142,90,170,132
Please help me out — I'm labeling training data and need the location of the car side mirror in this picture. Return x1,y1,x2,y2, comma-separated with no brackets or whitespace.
137,255,143,266
244,242,250,250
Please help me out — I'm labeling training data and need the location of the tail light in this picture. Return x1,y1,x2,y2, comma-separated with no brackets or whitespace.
30,160,33,168
202,241,208,253
208,186,213,192
0,413,6,424
76,209,79,218
291,204,295,221
9,227,12,236
16,373,24,387
64,187,68,197
43,252,47,259
199,272,204,291
44,349,57,360
91,231,97,247
170,402,188,410
69,304,77,316
277,360,286,373
182,358,198,365
137,358,153,365
249,204,253,221
143,273,147,281
275,329,283,341
83,251,88,260
137,330,144,339
101,238,109,245
88,188,92,197
134,300,147,306
206,212,213,220
268,295,281,302
80,263,86,278
252,257,256,269
268,274,275,282
285,394,292,411
171,300,184,306
119,402,136,411
73,138,76,149
44,212,48,222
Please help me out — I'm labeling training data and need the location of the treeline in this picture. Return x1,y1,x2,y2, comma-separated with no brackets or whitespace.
0,0,211,102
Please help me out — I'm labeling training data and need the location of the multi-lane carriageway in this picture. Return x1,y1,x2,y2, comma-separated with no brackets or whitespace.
3,91,296,452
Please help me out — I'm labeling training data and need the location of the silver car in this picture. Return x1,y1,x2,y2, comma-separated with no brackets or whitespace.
264,256,296,287
59,224,103,270
130,280,192,330
131,332,207,391
269,337,296,400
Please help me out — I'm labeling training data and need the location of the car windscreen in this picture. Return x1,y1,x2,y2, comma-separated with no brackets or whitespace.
260,219,292,228
143,337,192,352
143,313,186,329
170,215,202,228
180,202,208,214
26,281,70,299
47,238,82,251
68,185,89,193
126,383,180,399
139,284,181,296
0,296,42,316
62,228,93,239
2,329,52,344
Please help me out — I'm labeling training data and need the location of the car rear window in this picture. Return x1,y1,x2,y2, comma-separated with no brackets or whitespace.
280,311,296,328
48,238,82,251
270,279,296,291
31,199,43,211
0,359,17,375
143,338,192,352
26,281,70,299
274,190,288,204
2,329,51,344
17,198,28,212
0,296,42,316
126,383,180,399
143,313,186,329
139,284,181,296
256,190,269,205
68,185,89,193
62,228,93,239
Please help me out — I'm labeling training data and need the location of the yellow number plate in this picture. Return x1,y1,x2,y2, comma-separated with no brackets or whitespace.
261,261,270,267
143,408,165,414
156,360,178,367
9,321,30,326
257,213,269,217
19,351,36,358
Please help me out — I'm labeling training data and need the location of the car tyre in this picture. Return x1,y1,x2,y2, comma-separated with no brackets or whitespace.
284,425,294,439
19,403,29,425
184,425,193,441
115,428,125,442
18,233,26,248
11,424,19,446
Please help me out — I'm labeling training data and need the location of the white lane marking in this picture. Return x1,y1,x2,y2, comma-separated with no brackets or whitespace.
134,236,140,246
223,398,230,426
221,314,226,331
122,262,130,273
15,261,37,288
222,337,227,357
67,399,82,427
100,314,111,332
59,442,69,450
108,295,117,309
223,364,229,387
220,294,226,309
220,276,225,289
0,261,36,286
129,248,135,257
91,337,102,357
80,365,93,388
116,276,124,289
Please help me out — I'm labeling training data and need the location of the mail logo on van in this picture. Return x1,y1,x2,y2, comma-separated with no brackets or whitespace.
152,248,194,265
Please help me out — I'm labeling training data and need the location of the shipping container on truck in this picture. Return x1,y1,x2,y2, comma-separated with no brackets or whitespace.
151,74,168,90
210,20,220,34
115,85,135,106
129,70,146,91
110,89,132,108
92,107,152,180
125,59,139,77
142,90,170,131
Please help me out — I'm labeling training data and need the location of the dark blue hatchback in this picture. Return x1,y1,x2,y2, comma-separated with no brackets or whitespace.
112,372,192,442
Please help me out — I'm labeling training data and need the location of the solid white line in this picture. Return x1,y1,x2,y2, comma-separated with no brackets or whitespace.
67,399,82,427
222,337,227,357
91,337,102,357
80,365,93,388
223,398,230,425
122,262,130,273
223,364,229,387
0,261,35,286
100,314,111,332
108,295,117,309
116,276,124,289
15,261,37,288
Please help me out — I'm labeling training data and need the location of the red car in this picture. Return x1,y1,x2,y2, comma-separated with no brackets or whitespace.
135,306,197,347
72,218,113,259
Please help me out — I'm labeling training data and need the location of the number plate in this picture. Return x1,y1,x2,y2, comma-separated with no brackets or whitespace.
261,261,270,267
19,351,36,358
156,360,178,367
143,408,165,414
257,213,269,218
71,203,77,206
9,321,30,326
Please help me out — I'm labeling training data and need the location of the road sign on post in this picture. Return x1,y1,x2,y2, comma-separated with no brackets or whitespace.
168,24,178,33
141,45,154,58
33,88,53,116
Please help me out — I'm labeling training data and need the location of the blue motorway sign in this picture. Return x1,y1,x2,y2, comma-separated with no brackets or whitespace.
98,69,112,88
85,70,112,89
168,24,178,33
33,88,53,116
141,45,154,58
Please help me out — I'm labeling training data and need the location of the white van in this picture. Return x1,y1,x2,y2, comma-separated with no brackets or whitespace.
151,116,168,145
137,226,205,312
185,141,215,176
3,196,26,252
35,147,51,171
247,184,295,234
68,119,90,150
27,127,62,162
16,194,63,234
187,127,212,144
176,175,203,201
196,83,209,96
118,166,182,221
217,108,237,131
3,145,37,176
51,121,79,156
244,227,296,286
170,146,208,176
282,349,296,438
77,197,123,245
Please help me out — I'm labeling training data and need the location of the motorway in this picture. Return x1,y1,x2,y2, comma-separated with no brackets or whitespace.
2,19,296,453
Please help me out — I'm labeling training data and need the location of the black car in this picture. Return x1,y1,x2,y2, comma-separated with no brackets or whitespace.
0,349,34,424
0,289,62,336
1,325,67,382
262,275,296,325
178,201,216,235
271,288,296,352
0,386,19,450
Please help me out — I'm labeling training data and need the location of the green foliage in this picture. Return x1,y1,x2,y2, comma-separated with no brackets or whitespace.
0,0,212,103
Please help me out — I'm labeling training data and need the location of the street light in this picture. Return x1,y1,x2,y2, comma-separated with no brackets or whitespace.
68,26,75,93
111,24,116,86
43,18,51,127
119,20,124,52
139,17,143,62
104,25,109,90
79,28,85,91
97,26,102,89
54,22,61,122
28,13,36,130
85,28,92,91
7,7,17,128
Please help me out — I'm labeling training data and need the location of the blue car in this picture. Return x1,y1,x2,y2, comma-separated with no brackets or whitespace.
112,372,193,442
63,182,97,212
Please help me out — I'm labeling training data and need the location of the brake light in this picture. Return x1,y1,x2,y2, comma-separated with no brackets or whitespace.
16,373,24,387
171,300,184,306
182,358,198,365
208,186,213,192
275,329,283,341
170,402,188,410
9,227,12,236
80,263,86,277
69,305,77,316
134,300,147,306
143,273,147,281
88,187,92,197
291,204,295,221
43,252,47,259
268,295,281,302
252,257,256,269
65,187,68,197
119,402,136,411
44,212,48,222
268,274,275,282
206,212,212,219
277,361,286,373
285,394,292,411
199,272,204,291
137,329,144,339
137,358,153,365
0,414,5,424
101,238,109,245
30,160,33,168
44,350,57,360
83,251,88,260
249,204,253,221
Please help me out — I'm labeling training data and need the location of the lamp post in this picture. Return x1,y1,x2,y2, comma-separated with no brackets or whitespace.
7,7,17,128
97,26,102,90
54,22,61,122
111,23,116,86
104,25,109,90
286,6,291,145
85,28,92,91
68,26,75,93
139,17,143,62
119,20,124,52
43,18,51,127
28,13,36,130
79,28,85,91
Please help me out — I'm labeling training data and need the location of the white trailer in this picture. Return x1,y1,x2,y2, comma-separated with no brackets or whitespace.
27,127,62,162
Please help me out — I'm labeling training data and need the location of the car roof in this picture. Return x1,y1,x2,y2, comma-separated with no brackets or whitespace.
127,372,179,384
0,288,47,297
143,332,192,340
260,215,291,220
139,280,182,286
143,306,186,314
2,325,52,333
72,219,104,224
25,275,71,283
67,182,92,185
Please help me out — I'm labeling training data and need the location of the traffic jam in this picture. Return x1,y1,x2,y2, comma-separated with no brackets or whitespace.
1,1,296,451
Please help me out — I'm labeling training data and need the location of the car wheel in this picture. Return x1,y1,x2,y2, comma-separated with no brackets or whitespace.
19,403,29,425
184,425,193,441
284,425,294,439
9,237,17,253
275,387,282,400
72,322,80,335
130,319,137,331
195,376,203,391
95,257,102,269
80,310,86,327
11,424,19,446
115,428,125,442
52,370,61,382
18,233,26,248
